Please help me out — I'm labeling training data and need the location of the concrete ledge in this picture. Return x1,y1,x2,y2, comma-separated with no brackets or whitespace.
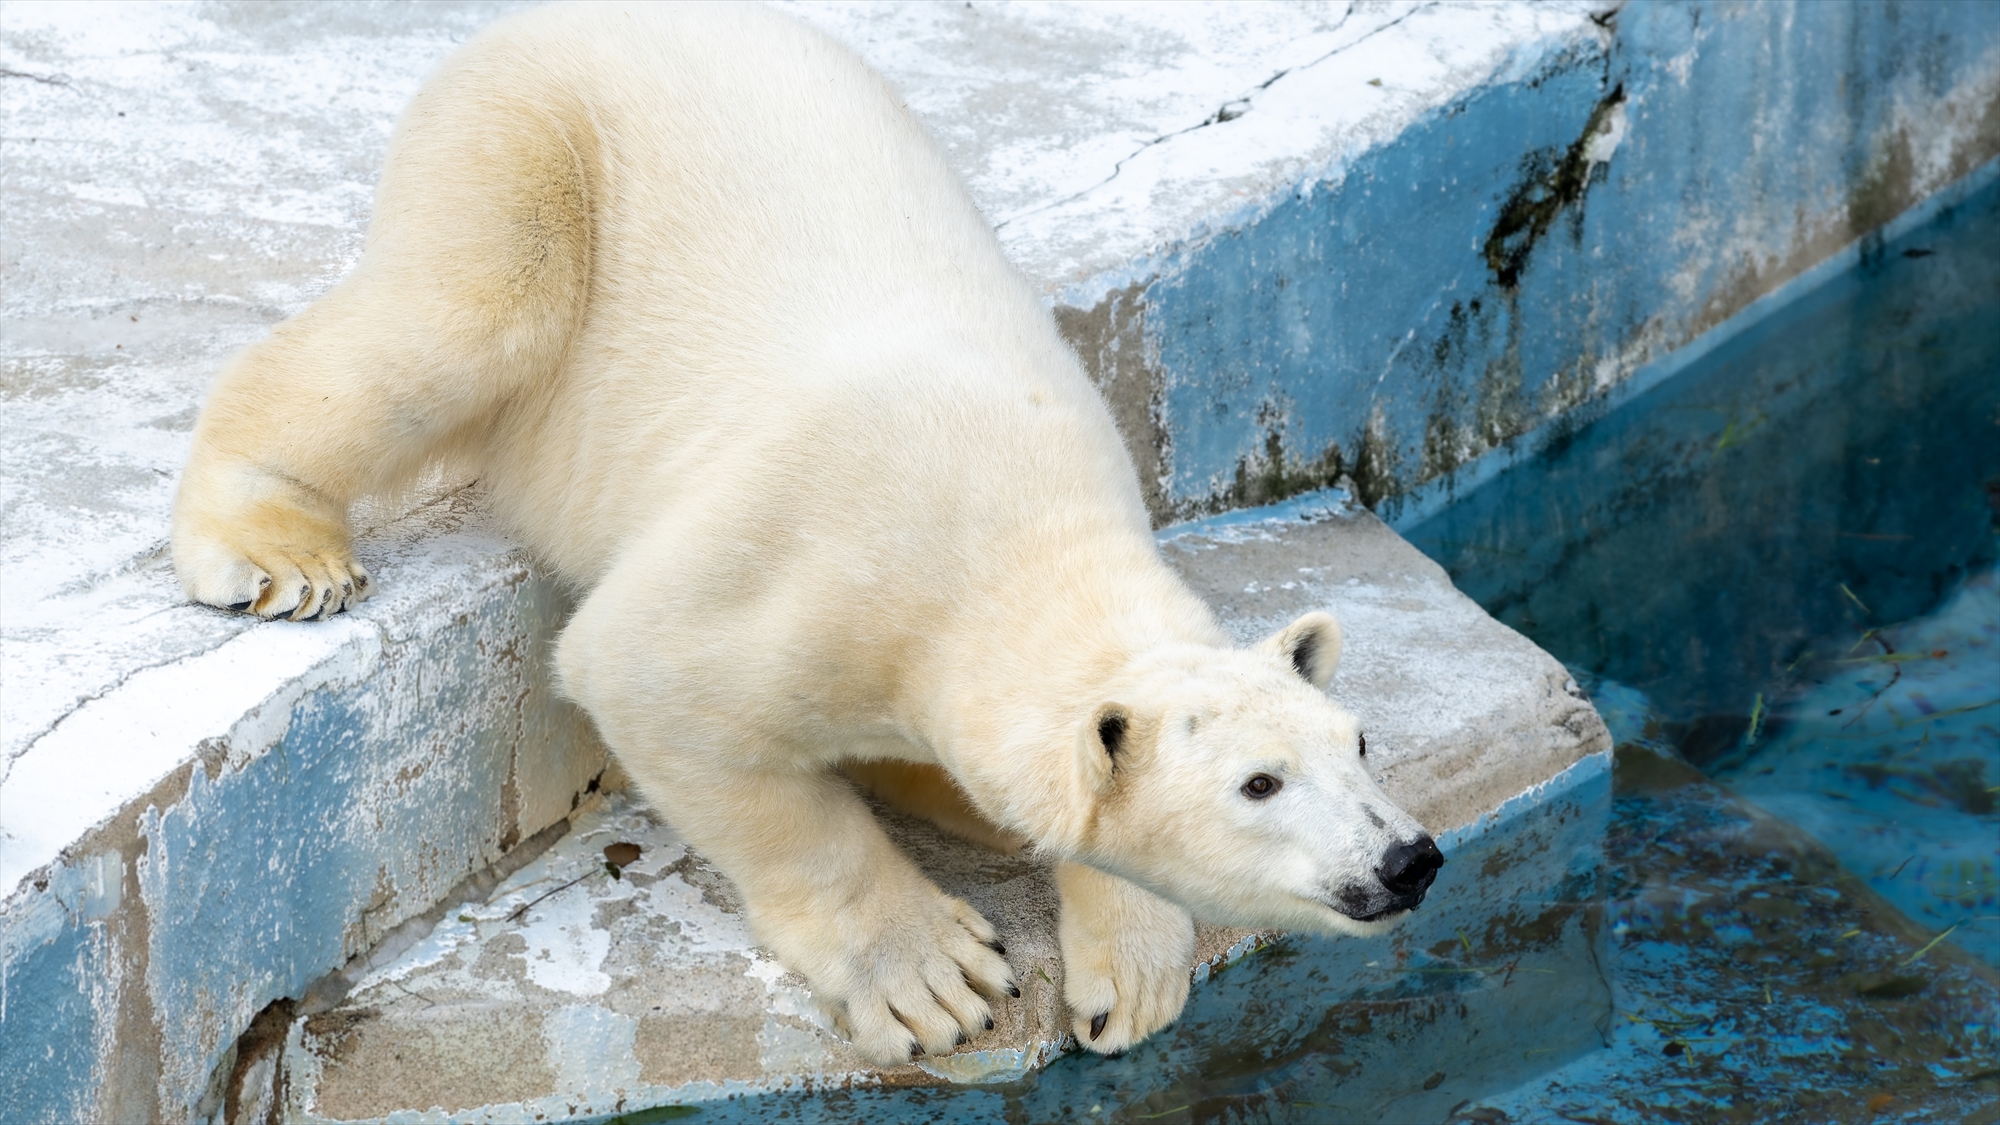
271,769,1610,1123
1012,1,2000,523
1,491,608,1123
263,498,1610,1123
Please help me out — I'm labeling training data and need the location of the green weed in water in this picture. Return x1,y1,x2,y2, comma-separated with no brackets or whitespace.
1902,922,1963,968
603,1105,699,1124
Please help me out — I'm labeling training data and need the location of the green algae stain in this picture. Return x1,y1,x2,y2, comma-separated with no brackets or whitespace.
603,1104,700,1124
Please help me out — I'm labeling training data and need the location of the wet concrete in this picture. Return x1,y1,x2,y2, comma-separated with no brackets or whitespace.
1461,740,2000,1124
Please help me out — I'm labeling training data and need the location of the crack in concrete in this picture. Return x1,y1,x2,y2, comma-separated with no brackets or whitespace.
0,67,73,88
42,539,176,602
993,2,1436,234
4,655,175,784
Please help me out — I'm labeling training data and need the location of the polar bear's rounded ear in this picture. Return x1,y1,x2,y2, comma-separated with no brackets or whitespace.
1094,704,1129,763
1259,611,1342,689
1072,702,1127,793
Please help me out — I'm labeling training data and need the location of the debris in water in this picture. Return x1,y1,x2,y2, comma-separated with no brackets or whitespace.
1841,583,1871,615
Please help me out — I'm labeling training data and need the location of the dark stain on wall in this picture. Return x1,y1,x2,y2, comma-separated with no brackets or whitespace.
1055,281,1172,524
1483,83,1625,291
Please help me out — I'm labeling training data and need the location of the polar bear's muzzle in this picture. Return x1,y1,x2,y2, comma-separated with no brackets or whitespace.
1330,833,1445,922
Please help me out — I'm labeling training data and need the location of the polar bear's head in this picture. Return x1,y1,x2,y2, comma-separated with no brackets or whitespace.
1067,612,1442,935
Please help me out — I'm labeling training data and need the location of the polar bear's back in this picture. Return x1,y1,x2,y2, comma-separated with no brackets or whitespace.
393,3,1141,586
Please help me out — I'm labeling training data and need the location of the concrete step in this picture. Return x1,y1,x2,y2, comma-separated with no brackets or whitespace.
261,496,1611,1123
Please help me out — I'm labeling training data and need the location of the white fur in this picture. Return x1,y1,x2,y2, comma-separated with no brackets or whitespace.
171,3,1431,1064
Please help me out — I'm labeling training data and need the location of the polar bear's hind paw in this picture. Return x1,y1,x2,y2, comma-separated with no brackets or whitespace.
176,512,371,622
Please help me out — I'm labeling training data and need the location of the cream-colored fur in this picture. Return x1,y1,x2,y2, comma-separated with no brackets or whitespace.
173,3,1435,1065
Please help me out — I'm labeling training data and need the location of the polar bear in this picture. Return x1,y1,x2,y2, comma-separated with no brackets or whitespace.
171,3,1442,1063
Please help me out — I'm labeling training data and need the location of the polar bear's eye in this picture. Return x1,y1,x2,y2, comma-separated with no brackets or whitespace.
1241,774,1281,800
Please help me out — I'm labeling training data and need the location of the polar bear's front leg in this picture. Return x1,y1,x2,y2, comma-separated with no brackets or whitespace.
631,760,1019,1065
1056,861,1196,1055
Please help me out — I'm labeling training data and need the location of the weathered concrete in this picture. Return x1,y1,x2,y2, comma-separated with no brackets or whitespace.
1,6,1624,1117
269,497,1611,1123
1028,1,2000,523
0,489,609,1125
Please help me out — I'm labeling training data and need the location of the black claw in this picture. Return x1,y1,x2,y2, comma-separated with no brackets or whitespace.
354,574,369,588
1089,1012,1108,1040
984,1017,994,1031
956,1032,968,1046
910,1042,923,1060
1105,1049,1127,1060
227,600,253,612
986,940,1007,955
1007,985,1020,999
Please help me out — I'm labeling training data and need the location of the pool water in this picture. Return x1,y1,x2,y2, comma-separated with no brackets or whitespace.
1400,166,2000,1122
1716,566,1999,966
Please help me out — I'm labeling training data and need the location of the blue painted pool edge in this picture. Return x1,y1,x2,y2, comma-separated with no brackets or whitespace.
1054,0,2000,529
1386,152,2000,536
0,545,609,1124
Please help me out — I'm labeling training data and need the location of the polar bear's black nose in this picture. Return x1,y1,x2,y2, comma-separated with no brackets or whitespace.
1378,835,1444,901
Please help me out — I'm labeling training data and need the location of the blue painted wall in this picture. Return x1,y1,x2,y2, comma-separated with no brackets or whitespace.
1135,0,2000,523
0,569,603,1122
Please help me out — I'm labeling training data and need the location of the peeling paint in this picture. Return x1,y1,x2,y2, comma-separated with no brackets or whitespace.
0,494,608,1123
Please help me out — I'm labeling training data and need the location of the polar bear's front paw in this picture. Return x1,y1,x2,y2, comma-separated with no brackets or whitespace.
1056,861,1195,1056
174,507,371,622
811,889,1017,1066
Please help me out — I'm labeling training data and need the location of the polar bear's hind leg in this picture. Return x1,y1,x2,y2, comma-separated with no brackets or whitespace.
172,40,595,619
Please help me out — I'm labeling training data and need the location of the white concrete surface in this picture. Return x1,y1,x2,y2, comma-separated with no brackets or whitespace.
782,1,1603,302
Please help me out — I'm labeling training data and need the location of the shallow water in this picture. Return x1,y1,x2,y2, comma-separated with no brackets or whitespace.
1717,566,2000,967
1397,170,2000,1121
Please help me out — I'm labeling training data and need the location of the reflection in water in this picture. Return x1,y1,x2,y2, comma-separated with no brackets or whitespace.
1400,174,2000,1120
1406,177,1999,734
